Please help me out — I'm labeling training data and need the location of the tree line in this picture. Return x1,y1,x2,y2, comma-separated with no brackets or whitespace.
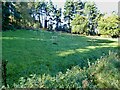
2,0,120,37
2,1,61,30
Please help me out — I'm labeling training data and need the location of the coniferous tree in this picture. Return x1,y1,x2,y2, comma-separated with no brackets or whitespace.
14,2,34,29
47,0,56,30
63,0,75,32
74,0,84,15
84,2,98,35
54,8,62,31
2,2,11,30
36,1,45,28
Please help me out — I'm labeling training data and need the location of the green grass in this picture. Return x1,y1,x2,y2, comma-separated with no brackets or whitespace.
2,29,118,87
14,52,120,88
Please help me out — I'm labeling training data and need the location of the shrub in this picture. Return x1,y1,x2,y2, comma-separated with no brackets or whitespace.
71,15,88,35
98,14,120,37
13,52,120,89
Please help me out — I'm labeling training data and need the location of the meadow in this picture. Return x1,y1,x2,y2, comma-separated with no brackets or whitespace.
2,29,118,87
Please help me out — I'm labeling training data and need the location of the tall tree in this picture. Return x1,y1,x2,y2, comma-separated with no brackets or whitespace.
54,8,62,31
36,0,52,28
74,0,84,15
2,2,11,30
84,2,98,35
44,2,49,28
47,0,55,30
2,2,21,30
36,1,45,28
14,2,34,28
63,0,75,32
28,2,39,23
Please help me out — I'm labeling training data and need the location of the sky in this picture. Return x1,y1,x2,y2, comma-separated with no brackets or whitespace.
46,0,119,14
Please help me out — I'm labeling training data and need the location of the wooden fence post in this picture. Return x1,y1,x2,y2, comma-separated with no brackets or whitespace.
2,60,8,87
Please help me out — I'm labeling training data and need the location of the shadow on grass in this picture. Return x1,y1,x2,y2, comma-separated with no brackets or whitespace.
2,31,118,87
87,39,116,43
57,47,118,69
11,46,118,85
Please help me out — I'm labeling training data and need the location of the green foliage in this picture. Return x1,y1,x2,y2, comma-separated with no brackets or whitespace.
64,0,75,31
15,2,34,28
2,2,20,30
71,15,88,34
64,0,74,18
2,2,11,30
87,52,120,88
14,52,120,89
2,1,55,30
98,14,120,37
54,8,62,31
74,0,84,15
64,0,84,32
2,2,36,30
84,2,99,35
36,1,48,28
63,1,100,34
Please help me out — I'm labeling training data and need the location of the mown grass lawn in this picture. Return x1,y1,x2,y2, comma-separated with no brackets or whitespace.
2,29,118,86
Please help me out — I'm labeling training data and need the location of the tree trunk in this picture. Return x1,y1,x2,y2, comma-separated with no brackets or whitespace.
38,14,42,28
44,15,47,28
2,60,8,87
68,18,71,33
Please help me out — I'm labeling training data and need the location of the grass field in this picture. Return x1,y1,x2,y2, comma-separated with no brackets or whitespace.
2,30,118,86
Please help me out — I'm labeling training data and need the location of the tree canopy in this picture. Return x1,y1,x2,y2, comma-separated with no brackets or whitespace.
2,1,119,37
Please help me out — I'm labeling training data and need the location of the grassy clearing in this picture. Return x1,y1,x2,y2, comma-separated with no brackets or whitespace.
2,30,118,87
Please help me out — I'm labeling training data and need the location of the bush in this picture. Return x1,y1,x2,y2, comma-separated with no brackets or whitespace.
71,15,88,35
13,52,120,89
98,14,120,37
